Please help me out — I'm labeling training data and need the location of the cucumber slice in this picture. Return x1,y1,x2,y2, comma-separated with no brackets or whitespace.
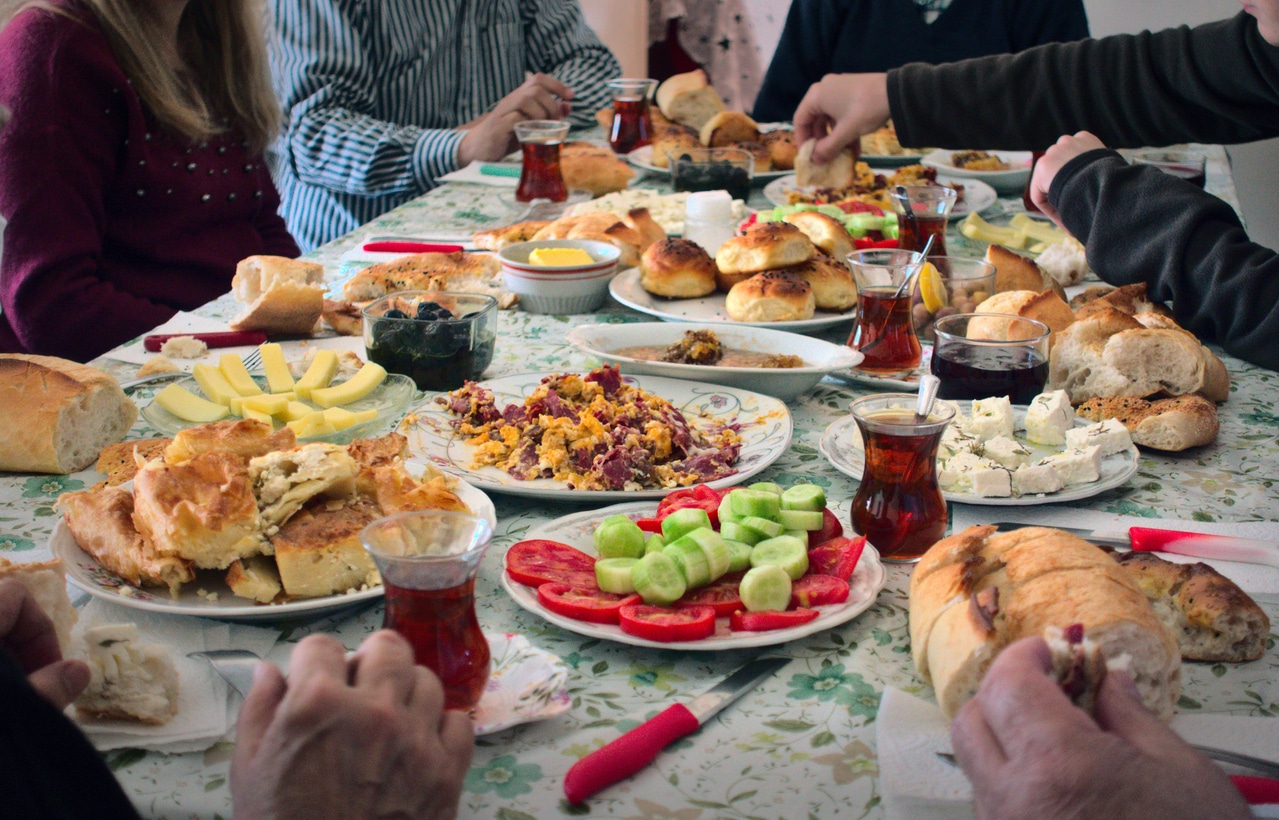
661,507,712,543
778,509,824,531
593,515,645,559
644,533,666,555
717,492,741,525
749,535,810,580
595,557,638,594
685,528,731,581
749,482,783,496
783,529,809,547
730,489,782,521
739,565,792,612
720,521,761,545
780,484,826,512
630,552,687,605
725,539,753,572
663,539,711,588
740,515,785,540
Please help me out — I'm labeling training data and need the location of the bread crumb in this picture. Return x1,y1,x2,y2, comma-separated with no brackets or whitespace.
324,499,346,511
117,586,136,598
136,356,180,378
160,336,208,359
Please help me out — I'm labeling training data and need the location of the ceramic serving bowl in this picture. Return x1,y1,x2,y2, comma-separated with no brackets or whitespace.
497,239,621,314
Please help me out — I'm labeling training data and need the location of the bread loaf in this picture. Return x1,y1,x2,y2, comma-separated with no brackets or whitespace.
909,525,1181,721
1076,395,1219,450
699,111,760,147
795,139,858,188
655,70,726,130
229,256,325,336
1073,283,1173,321
0,355,137,474
0,556,77,651
969,289,1075,348
984,244,1067,301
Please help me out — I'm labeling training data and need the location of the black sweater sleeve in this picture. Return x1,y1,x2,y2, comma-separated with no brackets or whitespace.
1049,148,1279,371
889,12,1279,150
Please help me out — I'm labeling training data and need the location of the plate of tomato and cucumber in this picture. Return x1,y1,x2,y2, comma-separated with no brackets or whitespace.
500,483,887,650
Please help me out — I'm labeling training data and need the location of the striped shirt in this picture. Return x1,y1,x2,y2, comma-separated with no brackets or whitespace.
268,0,620,250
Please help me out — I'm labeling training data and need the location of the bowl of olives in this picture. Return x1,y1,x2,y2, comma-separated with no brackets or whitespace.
910,257,996,343
362,291,497,391
668,147,754,202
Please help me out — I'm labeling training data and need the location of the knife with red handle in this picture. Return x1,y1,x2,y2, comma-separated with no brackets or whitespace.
361,241,465,254
143,331,267,352
563,656,787,804
993,523,1279,568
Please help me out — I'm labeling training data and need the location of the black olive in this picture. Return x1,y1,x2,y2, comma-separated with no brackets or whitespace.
384,308,408,319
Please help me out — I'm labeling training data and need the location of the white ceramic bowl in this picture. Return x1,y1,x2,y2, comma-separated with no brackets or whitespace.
566,322,863,400
498,239,621,314
920,149,1032,194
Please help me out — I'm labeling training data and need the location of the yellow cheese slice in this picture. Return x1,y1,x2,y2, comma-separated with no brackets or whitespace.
310,362,387,408
229,396,244,416
192,364,238,406
154,384,230,423
242,406,274,425
282,401,316,422
322,407,357,431
259,343,295,393
270,391,297,402
242,394,289,416
219,354,263,396
294,350,339,399
287,411,338,439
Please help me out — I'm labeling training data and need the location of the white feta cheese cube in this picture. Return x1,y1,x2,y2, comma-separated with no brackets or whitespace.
981,435,1032,469
1025,390,1074,446
938,452,988,493
1064,418,1133,456
967,396,1014,441
1013,462,1064,496
1037,445,1103,486
939,425,982,460
969,464,1013,497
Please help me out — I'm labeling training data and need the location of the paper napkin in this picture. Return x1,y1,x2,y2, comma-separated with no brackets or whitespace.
437,161,521,188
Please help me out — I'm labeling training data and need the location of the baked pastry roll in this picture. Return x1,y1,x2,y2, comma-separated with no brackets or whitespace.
58,487,194,595
761,129,798,171
725,272,815,322
372,464,469,516
715,222,815,275
164,419,296,466
249,443,359,530
782,254,857,311
783,211,854,261
641,238,717,298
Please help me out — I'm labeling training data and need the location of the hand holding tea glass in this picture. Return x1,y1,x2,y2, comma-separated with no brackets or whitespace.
931,313,1050,404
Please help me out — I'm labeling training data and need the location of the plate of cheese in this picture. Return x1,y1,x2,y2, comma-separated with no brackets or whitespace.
820,391,1140,506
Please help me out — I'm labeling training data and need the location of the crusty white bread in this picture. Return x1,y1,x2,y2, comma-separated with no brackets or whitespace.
229,256,325,336
1073,282,1173,321
699,111,760,148
76,623,178,725
795,139,858,189
715,222,815,275
641,238,718,298
969,289,1075,349
0,355,137,474
1114,551,1269,662
983,244,1067,301
909,525,1181,721
725,272,815,322
0,556,77,652
1076,395,1219,451
655,69,726,130
58,487,194,595
134,356,180,378
783,211,855,261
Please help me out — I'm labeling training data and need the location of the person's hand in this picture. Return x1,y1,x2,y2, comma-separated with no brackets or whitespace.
793,73,890,164
1028,131,1107,228
952,637,1249,820
457,74,574,165
0,579,89,709
231,631,474,820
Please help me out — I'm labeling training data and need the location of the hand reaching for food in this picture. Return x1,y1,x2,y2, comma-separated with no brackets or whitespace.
793,73,891,165
1028,131,1107,228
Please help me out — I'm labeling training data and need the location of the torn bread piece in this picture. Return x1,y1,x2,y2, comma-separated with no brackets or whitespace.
0,556,78,652
229,255,325,336
76,624,179,725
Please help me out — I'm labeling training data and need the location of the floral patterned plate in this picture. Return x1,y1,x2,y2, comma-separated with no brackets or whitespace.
502,501,887,650
404,372,792,500
474,632,571,735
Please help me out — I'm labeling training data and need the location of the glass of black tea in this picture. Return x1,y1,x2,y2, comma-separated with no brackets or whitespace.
931,313,1050,405
890,185,957,261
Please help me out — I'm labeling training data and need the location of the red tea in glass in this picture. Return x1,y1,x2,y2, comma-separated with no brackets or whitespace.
850,288,922,373
897,215,949,261
890,185,957,263
607,79,657,155
361,511,493,711
849,398,954,563
514,120,569,203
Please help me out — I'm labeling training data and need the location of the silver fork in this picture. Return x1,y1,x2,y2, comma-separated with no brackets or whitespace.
240,348,262,371
187,649,261,698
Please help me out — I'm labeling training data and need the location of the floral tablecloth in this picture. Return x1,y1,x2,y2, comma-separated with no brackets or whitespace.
3,143,1276,819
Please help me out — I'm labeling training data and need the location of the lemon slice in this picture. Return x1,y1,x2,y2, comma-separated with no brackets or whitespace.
919,262,948,313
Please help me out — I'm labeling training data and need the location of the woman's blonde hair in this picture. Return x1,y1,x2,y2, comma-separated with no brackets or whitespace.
4,0,279,152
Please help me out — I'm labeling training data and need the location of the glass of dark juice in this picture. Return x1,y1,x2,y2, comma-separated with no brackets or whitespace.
607,78,657,155
847,248,926,374
849,394,955,563
514,120,569,203
361,511,493,711
1131,149,1207,189
889,185,957,262
931,313,1050,404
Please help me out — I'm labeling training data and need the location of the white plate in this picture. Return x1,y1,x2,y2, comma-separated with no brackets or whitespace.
608,268,858,333
818,408,1140,506
860,152,928,168
626,144,791,183
921,149,1032,194
502,502,887,650
762,174,998,220
474,632,570,735
405,372,792,500
51,476,496,621
565,323,862,401
829,346,933,392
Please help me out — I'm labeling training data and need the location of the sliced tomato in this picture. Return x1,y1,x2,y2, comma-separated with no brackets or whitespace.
814,508,844,545
838,201,883,215
537,584,640,625
505,539,598,589
790,575,851,608
808,536,867,581
656,485,724,527
635,517,663,533
871,238,899,249
676,570,745,616
618,604,716,642
729,608,820,632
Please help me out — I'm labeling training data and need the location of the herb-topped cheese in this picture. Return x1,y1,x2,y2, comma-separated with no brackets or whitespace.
1064,418,1133,456
1025,390,1074,446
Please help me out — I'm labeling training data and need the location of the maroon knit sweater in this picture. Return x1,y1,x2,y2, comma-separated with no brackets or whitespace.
0,4,299,361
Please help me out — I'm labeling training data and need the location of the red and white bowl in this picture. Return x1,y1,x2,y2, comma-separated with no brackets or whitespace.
498,239,621,314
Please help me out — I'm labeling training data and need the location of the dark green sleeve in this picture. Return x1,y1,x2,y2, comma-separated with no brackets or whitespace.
1049,148,1279,371
888,12,1279,150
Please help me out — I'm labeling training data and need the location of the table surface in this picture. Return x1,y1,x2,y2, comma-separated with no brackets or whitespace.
5,139,1277,819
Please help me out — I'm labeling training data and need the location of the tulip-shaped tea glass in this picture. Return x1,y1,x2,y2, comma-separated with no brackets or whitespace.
849,394,954,563
361,511,493,710
514,119,569,203
608,78,657,154
890,185,957,262
848,248,926,374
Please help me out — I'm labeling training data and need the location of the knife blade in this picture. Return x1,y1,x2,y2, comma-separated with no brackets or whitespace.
992,522,1279,568
563,656,789,804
